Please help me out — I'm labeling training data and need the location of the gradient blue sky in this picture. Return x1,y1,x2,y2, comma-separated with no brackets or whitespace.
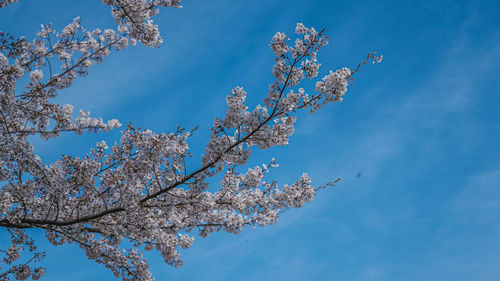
1,0,500,280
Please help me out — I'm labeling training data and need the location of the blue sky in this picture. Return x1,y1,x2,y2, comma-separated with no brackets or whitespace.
1,0,500,280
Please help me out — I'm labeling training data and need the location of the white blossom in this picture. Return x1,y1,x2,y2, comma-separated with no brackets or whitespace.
29,70,43,82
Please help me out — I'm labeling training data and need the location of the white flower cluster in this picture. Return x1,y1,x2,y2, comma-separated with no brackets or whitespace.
313,67,352,110
101,0,182,47
76,110,121,134
0,2,380,279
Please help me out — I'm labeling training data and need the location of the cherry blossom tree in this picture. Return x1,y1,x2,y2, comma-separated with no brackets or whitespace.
0,0,381,280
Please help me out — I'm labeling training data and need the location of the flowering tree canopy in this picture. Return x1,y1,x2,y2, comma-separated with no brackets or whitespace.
0,0,381,280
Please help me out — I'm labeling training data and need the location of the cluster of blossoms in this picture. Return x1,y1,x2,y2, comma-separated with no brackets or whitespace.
102,0,182,47
0,1,381,280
